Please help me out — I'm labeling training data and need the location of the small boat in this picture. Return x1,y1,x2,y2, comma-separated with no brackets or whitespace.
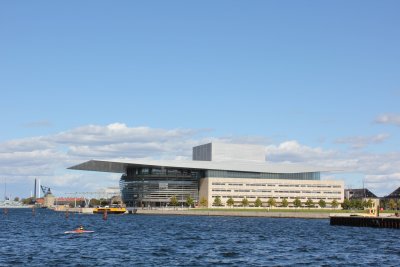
93,205,126,214
64,230,94,234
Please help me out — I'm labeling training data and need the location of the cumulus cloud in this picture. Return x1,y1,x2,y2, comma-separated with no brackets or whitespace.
265,141,337,163
334,134,390,149
375,114,400,126
1,123,400,197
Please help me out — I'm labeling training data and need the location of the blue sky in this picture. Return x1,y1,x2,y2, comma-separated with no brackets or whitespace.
1,1,400,198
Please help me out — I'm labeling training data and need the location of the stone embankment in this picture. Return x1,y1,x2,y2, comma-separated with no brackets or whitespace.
135,209,331,219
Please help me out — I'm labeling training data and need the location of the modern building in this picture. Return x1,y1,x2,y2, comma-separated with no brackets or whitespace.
69,142,344,208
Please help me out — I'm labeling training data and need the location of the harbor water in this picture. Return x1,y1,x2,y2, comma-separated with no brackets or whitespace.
1,208,400,266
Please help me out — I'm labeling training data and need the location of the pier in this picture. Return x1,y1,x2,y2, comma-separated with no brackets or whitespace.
330,215,400,229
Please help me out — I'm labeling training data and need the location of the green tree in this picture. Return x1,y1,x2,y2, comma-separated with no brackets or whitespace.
186,196,194,207
100,198,109,206
366,199,373,208
14,197,20,202
331,199,339,209
389,199,397,210
226,197,235,207
293,197,302,208
305,198,314,208
21,197,34,205
89,198,101,207
254,197,262,207
318,199,326,208
362,199,368,209
267,197,276,208
199,197,208,208
341,199,351,209
281,198,289,207
170,195,179,206
213,196,222,207
241,197,249,207
352,199,363,210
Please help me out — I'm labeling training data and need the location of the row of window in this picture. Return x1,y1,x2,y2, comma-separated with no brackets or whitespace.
212,182,341,189
211,195,342,201
212,189,341,195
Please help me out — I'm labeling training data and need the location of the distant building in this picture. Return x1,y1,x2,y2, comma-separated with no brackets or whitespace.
344,189,378,200
55,197,85,207
69,142,344,208
384,187,400,199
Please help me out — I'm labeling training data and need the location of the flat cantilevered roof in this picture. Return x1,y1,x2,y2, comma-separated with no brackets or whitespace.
68,159,340,174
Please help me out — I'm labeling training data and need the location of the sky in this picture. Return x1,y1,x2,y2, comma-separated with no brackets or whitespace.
1,1,400,199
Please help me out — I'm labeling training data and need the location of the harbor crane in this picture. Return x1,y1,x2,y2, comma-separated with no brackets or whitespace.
40,185,52,197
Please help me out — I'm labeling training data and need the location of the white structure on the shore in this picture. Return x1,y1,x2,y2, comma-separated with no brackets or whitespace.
69,142,344,208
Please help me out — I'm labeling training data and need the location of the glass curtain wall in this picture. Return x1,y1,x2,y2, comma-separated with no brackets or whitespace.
120,167,202,207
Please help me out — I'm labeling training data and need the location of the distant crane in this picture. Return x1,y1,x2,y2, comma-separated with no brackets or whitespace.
40,185,52,197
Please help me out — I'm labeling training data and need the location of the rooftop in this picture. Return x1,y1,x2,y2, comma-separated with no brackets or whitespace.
68,158,340,174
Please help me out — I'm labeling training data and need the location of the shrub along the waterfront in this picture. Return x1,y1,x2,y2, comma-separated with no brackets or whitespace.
293,197,302,208
186,196,194,207
199,197,208,207
281,198,289,207
213,196,222,207
226,197,234,207
254,197,262,207
267,197,276,208
170,195,178,206
318,199,326,208
242,197,249,207
305,198,314,208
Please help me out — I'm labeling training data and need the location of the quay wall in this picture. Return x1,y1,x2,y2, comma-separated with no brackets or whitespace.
135,209,330,219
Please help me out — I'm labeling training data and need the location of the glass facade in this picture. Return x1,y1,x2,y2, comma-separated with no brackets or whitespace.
205,170,320,180
120,167,202,207
120,166,321,207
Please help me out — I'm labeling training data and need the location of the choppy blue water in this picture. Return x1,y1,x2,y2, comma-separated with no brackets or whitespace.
1,209,400,266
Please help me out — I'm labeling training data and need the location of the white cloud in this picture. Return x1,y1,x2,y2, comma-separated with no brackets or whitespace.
2,123,400,198
375,114,400,126
334,133,390,149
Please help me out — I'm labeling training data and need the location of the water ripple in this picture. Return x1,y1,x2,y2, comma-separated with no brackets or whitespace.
1,209,400,266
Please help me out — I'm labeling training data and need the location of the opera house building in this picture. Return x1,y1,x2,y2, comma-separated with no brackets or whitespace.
69,142,344,208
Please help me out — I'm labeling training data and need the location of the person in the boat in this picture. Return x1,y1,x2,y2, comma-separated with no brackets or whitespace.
77,225,84,231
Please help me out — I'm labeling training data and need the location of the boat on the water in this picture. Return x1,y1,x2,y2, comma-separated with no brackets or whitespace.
64,230,95,234
93,205,126,214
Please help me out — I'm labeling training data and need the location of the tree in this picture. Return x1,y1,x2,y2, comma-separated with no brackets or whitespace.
14,197,20,202
186,196,194,207
318,199,326,208
100,198,109,206
199,197,208,208
89,198,101,207
305,198,314,208
366,199,373,208
21,197,34,205
362,199,368,209
254,197,262,207
170,195,179,206
281,198,289,207
226,197,235,207
331,199,339,209
341,199,351,210
213,196,222,207
267,197,276,208
293,197,302,208
389,199,397,210
351,199,363,210
242,197,249,207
